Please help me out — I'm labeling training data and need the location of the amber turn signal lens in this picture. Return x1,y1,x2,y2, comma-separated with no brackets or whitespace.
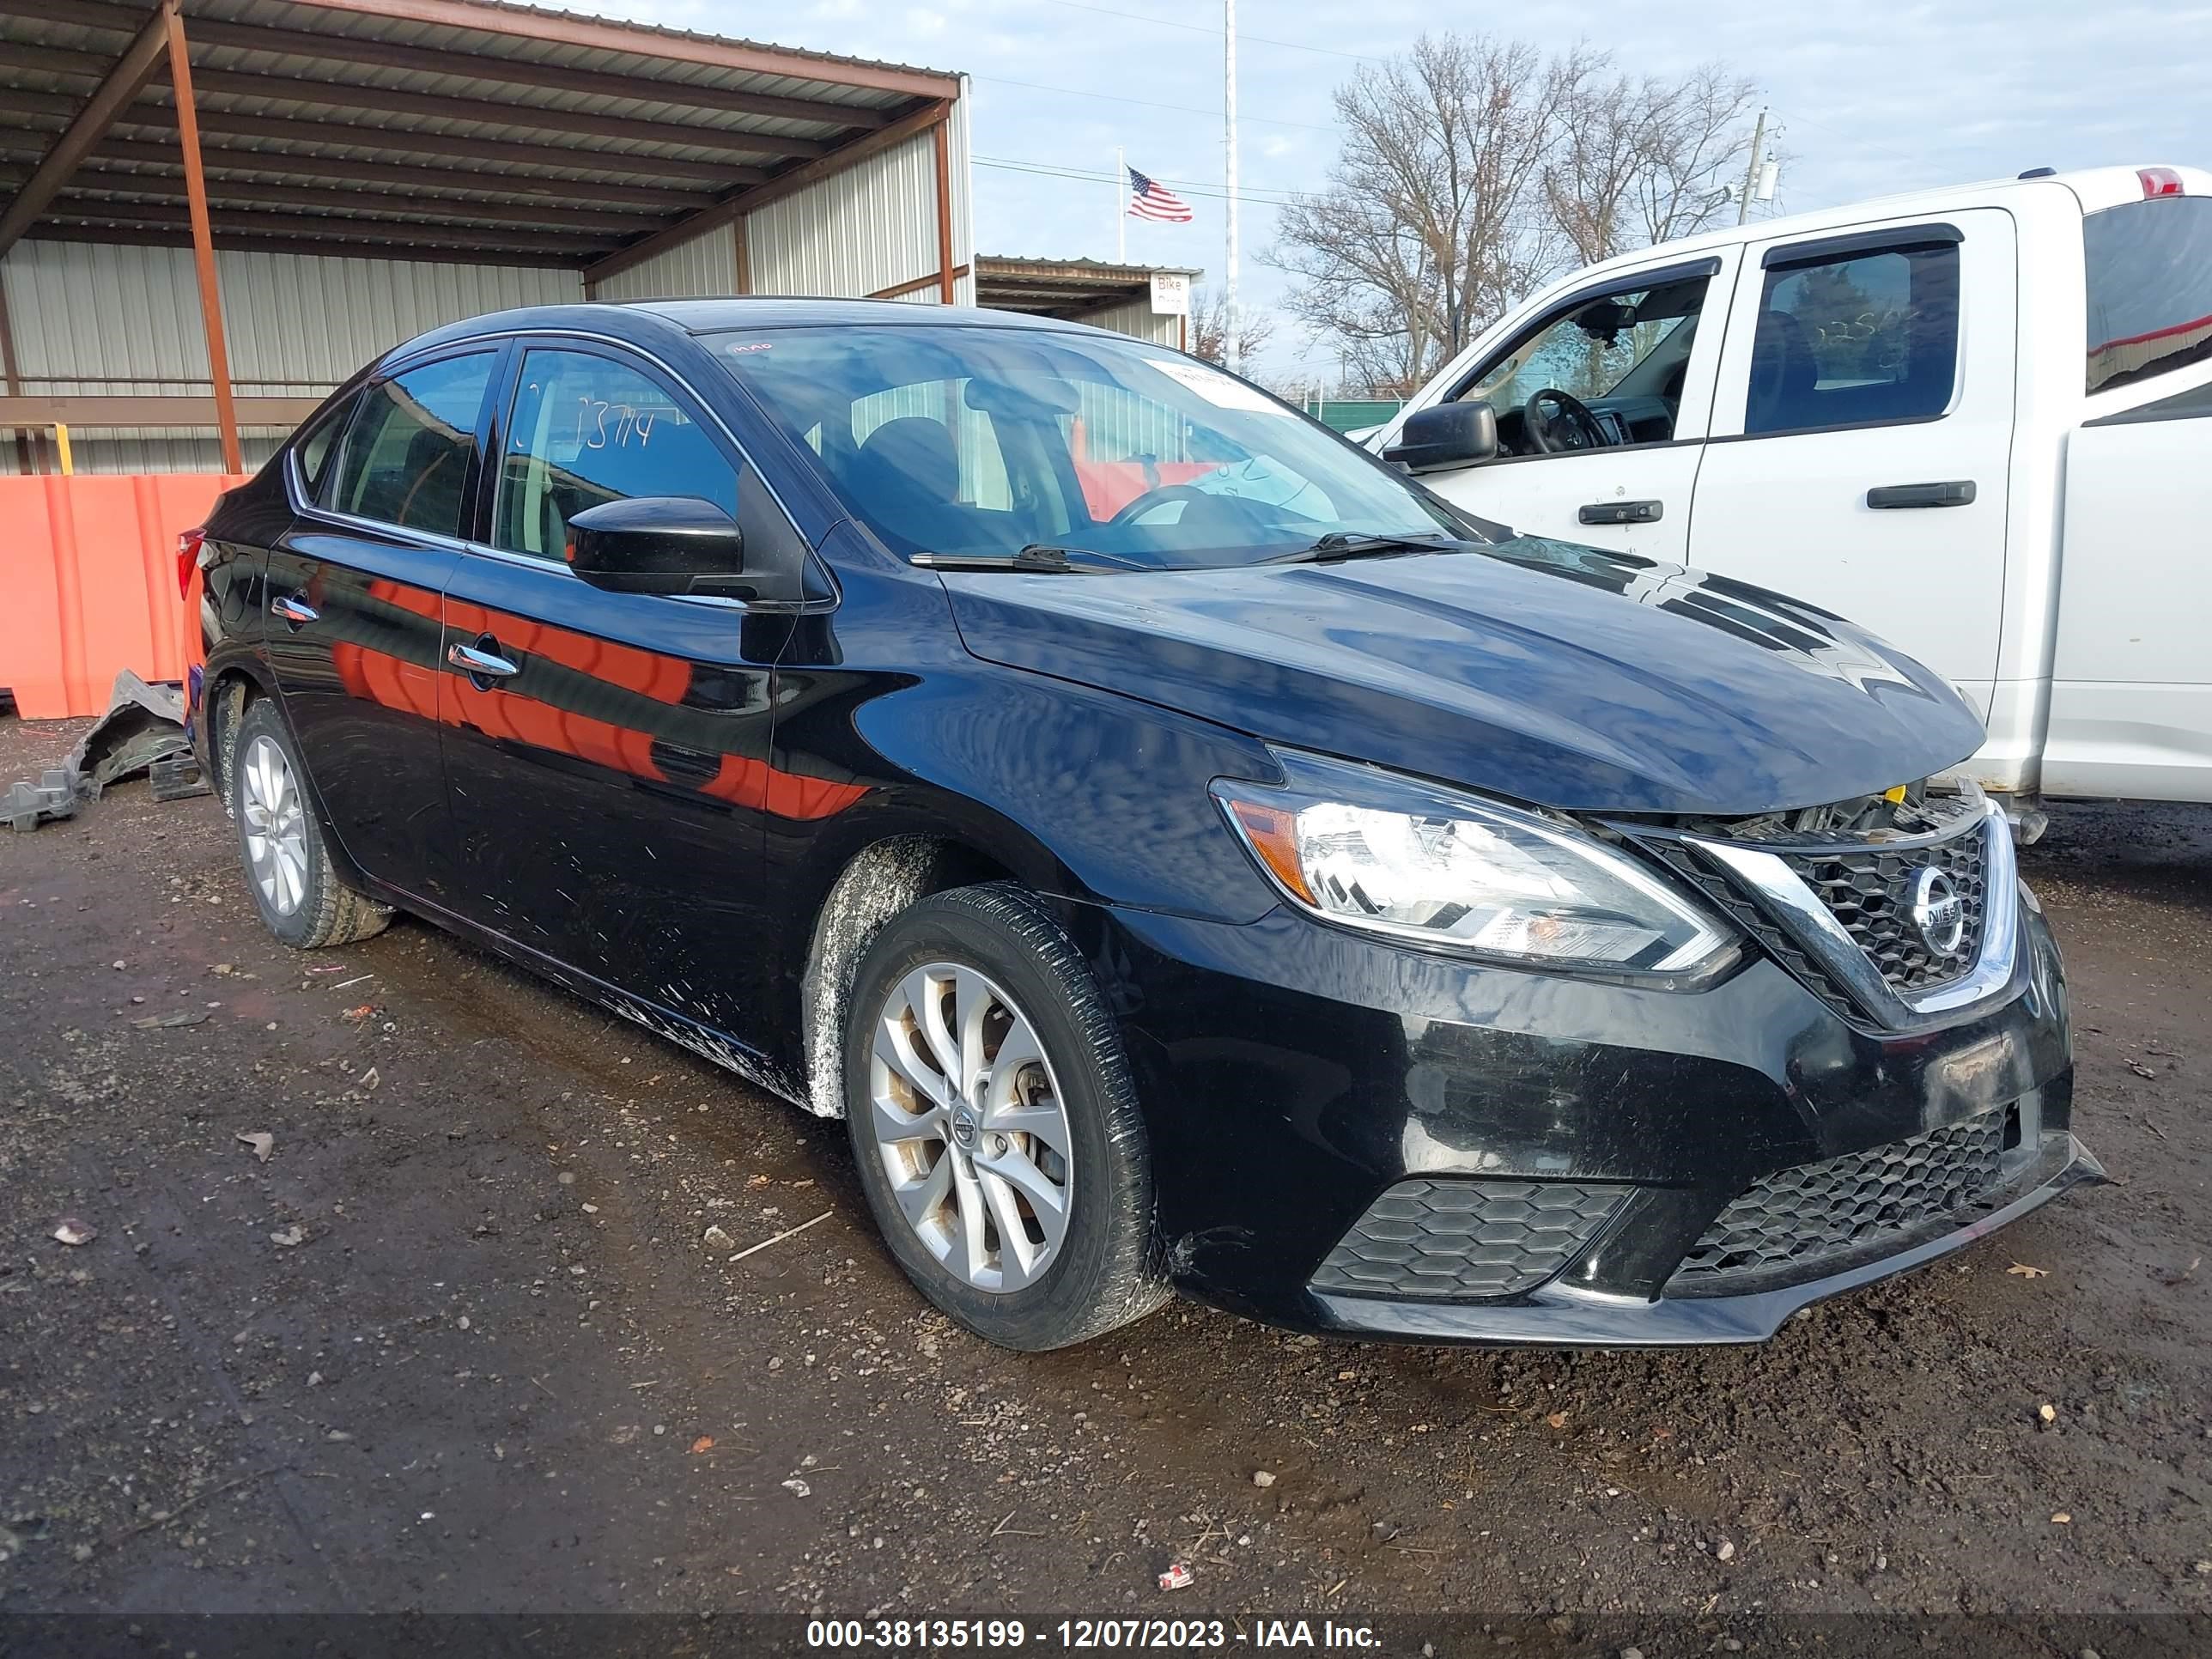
1224,798,1316,904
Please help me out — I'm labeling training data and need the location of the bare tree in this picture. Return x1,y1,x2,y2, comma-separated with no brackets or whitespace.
1270,34,1764,389
1188,285,1275,369
1270,34,1566,393
1632,63,1765,246
1547,58,1760,266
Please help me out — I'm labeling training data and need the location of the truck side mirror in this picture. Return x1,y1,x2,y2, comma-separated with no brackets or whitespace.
1382,402,1498,474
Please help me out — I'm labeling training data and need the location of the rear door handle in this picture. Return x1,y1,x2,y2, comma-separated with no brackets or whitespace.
1578,500,1663,526
447,641,520,680
1867,480,1976,509
270,594,318,626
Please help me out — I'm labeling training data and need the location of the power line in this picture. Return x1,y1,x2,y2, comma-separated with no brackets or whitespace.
974,155,1302,208
1031,0,1379,63
972,71,1337,133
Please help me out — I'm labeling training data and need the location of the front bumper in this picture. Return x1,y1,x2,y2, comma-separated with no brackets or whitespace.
1074,885,2093,1346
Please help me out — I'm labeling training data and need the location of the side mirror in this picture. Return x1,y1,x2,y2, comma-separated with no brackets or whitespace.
566,496,745,598
1382,401,1498,474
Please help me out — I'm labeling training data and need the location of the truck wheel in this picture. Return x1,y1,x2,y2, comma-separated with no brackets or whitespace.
230,700,390,951
843,883,1168,1350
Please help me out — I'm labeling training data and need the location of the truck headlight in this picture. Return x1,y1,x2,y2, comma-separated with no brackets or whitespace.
1213,750,1733,975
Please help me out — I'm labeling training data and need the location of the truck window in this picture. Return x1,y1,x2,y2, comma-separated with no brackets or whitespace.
2084,196,2212,393
1455,273,1711,454
1745,242,1959,434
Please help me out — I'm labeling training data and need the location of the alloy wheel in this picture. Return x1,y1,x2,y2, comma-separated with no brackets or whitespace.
868,962,1074,1293
240,733,310,917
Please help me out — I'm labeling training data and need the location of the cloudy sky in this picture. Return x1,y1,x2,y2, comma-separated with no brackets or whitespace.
592,0,2212,383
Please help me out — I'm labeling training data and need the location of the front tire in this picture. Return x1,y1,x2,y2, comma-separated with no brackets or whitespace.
843,884,1167,1350
230,699,390,951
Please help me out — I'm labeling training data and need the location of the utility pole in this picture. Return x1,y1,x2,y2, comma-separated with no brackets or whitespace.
1736,106,1768,226
1115,143,1126,262
1224,0,1241,374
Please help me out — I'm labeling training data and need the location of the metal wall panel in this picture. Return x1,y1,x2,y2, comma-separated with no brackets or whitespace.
2,240,580,475
1080,297,1186,349
592,225,740,302
746,127,958,300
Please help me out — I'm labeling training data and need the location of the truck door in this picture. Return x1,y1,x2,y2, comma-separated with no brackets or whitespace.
1686,210,2017,718
1382,252,1739,562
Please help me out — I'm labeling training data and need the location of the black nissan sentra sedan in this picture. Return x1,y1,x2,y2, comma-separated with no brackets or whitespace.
185,299,2099,1351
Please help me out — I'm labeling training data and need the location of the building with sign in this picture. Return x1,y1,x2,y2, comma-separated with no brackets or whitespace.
973,255,1203,352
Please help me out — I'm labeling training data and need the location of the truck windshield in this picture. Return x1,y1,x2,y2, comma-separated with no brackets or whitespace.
709,324,1471,570
2084,196,2212,393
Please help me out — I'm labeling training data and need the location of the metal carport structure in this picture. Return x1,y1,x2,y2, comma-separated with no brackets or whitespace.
0,0,975,477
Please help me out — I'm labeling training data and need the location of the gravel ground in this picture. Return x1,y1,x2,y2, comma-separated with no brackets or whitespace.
2,710,2208,1636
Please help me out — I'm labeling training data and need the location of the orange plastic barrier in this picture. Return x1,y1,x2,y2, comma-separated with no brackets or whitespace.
0,472,245,719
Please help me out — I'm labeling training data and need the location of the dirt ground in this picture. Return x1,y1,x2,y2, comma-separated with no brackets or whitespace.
2,708,2208,1641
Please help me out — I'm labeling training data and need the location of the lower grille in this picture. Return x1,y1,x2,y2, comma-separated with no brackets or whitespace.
1669,1110,2007,1291
1310,1179,1626,1300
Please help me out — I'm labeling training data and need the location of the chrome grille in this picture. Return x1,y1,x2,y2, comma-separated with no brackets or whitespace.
1778,826,1986,994
1669,1110,2006,1290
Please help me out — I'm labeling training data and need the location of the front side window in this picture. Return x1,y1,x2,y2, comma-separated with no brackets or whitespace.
2084,195,2212,392
714,325,1468,570
326,353,494,536
1746,242,1959,434
1457,274,1711,453
494,349,738,562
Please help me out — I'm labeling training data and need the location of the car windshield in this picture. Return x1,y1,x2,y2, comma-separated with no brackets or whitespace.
708,323,1473,569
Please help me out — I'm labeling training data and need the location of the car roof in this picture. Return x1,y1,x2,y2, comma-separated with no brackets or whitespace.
386,295,1096,370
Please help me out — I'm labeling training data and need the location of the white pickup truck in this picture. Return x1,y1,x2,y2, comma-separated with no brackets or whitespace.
1369,163,2212,821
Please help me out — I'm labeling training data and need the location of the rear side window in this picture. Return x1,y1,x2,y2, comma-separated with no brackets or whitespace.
2084,196,2212,393
492,349,736,562
1745,242,1960,434
295,403,347,501
327,353,495,537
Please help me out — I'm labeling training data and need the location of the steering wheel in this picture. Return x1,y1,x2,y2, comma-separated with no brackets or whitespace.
1107,482,1217,526
1522,387,1608,454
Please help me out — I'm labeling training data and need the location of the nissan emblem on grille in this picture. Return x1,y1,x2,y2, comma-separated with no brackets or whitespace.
1909,866,1968,957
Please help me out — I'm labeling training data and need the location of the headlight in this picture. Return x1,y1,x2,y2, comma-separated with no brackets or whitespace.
1212,750,1733,975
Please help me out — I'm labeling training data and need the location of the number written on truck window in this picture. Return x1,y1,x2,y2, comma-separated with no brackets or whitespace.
1746,244,1960,434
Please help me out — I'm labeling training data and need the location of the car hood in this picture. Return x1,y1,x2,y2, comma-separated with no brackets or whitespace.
941,536,1987,817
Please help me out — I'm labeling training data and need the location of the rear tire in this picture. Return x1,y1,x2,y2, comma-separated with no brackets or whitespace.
843,883,1167,1351
230,699,390,951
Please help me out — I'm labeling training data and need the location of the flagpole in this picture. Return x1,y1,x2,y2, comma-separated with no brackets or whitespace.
1115,144,1126,262
1223,0,1240,374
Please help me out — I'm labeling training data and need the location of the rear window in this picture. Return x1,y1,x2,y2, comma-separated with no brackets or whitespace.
2084,196,2212,393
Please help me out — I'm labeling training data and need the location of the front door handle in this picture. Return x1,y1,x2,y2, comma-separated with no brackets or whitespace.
447,640,520,680
1579,500,1663,526
270,593,319,626
1867,480,1976,509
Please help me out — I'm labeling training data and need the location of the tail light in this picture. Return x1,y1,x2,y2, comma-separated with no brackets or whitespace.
2138,167,2185,198
176,526,207,599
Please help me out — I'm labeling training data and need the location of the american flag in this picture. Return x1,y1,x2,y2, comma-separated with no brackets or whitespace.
1126,166,1194,224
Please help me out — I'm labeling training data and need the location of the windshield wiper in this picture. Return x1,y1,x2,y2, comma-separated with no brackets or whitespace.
908,544,1139,574
1261,532,1464,566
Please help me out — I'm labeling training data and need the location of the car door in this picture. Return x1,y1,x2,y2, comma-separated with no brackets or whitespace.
1387,252,1740,560
435,338,800,1046
263,348,498,896
1686,212,2017,718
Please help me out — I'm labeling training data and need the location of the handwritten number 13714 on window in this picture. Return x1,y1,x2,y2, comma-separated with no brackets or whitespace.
575,396,655,451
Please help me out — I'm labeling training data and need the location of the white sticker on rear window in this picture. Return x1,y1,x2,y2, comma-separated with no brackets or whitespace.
1143,356,1288,415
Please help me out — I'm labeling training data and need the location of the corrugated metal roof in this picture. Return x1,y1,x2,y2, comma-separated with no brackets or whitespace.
0,0,964,269
975,254,1204,319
